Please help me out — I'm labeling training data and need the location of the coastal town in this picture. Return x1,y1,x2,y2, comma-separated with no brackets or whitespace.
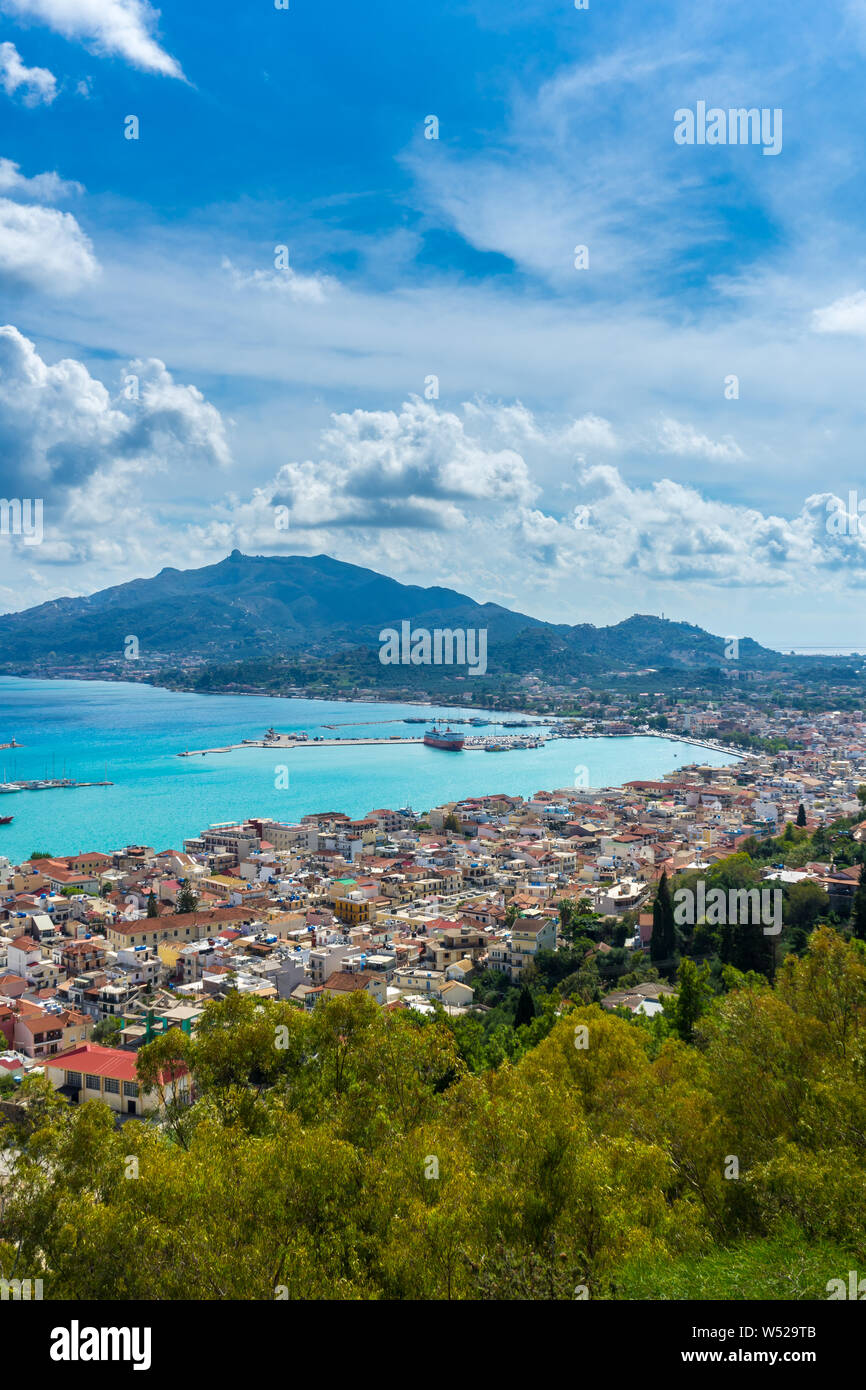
2,692,866,1110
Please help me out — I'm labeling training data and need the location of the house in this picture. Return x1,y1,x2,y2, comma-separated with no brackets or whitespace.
64,852,113,877
438,979,474,1009
508,915,557,981
6,936,43,979
393,966,445,996
320,970,386,1005
12,1001,91,1059
601,982,675,1018
45,1043,190,1117
444,957,474,981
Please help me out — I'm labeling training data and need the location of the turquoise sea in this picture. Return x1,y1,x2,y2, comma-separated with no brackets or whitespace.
0,678,738,861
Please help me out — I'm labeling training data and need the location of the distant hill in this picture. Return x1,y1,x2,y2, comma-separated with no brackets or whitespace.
0,549,785,673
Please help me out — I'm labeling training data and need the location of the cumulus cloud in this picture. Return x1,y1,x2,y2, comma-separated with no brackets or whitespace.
0,197,97,293
263,398,537,531
0,39,55,104
0,0,184,79
0,325,230,502
222,256,339,305
0,156,83,201
812,290,866,335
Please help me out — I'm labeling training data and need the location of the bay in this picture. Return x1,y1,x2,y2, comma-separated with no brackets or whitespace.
0,678,737,860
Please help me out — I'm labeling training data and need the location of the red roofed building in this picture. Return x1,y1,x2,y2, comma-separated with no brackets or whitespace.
45,1043,190,1117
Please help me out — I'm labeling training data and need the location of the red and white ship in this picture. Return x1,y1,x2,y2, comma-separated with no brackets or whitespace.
423,725,465,751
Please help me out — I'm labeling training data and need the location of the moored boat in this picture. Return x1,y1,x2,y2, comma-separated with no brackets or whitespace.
423,725,465,751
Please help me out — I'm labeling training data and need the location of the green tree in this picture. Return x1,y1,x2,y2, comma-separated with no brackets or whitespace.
650,870,676,962
175,881,198,914
92,1016,124,1045
514,985,536,1028
665,958,712,1043
146,891,159,918
557,896,599,946
796,803,807,828
784,881,829,932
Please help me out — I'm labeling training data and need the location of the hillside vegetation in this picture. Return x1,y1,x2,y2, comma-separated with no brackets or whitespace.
1,927,863,1300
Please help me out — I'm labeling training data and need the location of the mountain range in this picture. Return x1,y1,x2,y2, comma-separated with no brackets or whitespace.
0,549,795,675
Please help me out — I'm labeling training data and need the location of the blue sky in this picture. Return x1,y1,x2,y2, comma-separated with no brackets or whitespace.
1,0,866,649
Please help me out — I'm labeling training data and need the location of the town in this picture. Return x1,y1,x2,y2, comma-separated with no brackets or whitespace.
3,695,866,1111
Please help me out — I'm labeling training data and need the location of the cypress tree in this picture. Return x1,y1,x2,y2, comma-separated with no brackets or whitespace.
651,870,676,961
514,985,536,1028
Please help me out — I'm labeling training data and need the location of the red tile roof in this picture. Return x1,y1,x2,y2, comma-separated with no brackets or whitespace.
48,1042,186,1085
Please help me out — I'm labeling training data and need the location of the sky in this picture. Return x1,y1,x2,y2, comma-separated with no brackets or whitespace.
1,0,866,649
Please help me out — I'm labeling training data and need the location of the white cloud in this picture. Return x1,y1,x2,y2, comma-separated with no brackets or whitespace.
0,325,230,501
464,399,618,454
248,397,537,534
222,256,339,305
812,290,866,335
0,39,55,104
655,416,745,462
0,156,83,201
0,197,97,292
0,0,184,79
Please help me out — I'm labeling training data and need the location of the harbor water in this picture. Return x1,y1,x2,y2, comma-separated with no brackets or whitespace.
0,677,738,860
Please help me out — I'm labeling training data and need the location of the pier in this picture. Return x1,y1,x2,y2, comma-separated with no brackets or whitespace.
179,736,424,756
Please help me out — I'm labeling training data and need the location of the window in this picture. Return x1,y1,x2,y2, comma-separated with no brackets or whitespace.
66,1070,82,1088
122,1081,139,1098
85,1074,100,1090
103,1077,120,1094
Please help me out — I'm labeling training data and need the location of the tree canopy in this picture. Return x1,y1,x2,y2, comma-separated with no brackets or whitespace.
2,928,864,1300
